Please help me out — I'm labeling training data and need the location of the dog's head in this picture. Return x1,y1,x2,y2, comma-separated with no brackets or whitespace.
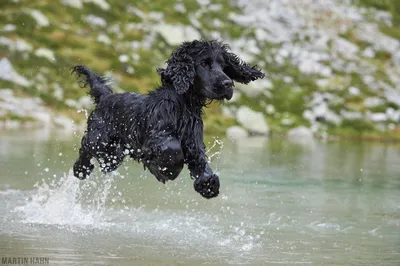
157,40,265,101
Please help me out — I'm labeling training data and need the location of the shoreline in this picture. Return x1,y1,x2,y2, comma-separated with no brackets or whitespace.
2,125,400,144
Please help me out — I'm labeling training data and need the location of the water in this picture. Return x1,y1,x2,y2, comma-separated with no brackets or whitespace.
0,130,399,265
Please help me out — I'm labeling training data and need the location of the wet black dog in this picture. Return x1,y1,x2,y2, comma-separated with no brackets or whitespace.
72,40,264,199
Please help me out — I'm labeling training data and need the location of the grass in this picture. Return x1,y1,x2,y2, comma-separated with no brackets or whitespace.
0,0,400,141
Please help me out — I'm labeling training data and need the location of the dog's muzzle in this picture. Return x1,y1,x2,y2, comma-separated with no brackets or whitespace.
222,79,233,100
224,88,233,100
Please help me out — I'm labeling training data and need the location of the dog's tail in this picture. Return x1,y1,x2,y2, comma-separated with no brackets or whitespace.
71,65,112,104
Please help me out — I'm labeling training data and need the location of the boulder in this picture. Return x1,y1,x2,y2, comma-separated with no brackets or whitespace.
226,126,248,140
236,106,269,135
287,126,314,140
155,24,201,46
0,58,31,87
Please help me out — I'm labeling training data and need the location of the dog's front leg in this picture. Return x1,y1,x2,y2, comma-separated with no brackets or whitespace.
183,138,220,199
142,135,185,184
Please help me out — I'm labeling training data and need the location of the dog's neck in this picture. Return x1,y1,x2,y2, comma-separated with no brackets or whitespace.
182,88,213,114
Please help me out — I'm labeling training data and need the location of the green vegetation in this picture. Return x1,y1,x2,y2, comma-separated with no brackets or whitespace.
1,0,400,141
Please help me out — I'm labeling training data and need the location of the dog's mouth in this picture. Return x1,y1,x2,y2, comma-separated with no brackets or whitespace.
202,82,234,101
224,88,233,100
211,90,232,101
214,82,234,100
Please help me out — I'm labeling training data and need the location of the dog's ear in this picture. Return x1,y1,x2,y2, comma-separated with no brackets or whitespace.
222,45,265,84
157,44,195,94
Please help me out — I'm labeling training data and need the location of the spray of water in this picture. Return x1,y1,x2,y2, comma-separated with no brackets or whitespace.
206,137,224,172
14,170,115,227
76,108,89,119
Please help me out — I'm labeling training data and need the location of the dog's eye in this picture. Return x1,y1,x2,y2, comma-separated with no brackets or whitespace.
200,61,209,68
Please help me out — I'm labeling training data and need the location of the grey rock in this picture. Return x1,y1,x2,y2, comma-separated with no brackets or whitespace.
0,58,31,87
287,126,314,140
155,24,201,46
236,106,269,135
226,126,248,140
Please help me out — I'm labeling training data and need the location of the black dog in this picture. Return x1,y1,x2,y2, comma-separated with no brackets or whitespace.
72,40,264,199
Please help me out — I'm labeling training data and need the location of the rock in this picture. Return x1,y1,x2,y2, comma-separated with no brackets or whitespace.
393,51,400,69
2,24,16,32
314,35,330,51
0,88,56,130
298,58,332,77
334,37,359,59
33,111,52,128
384,88,400,107
287,126,314,140
35,48,56,62
311,102,342,125
348,86,360,96
226,126,248,140
53,115,75,130
283,76,293,84
236,106,269,135
0,37,33,52
4,120,21,129
78,96,93,109
367,112,387,123
27,9,50,27
265,104,275,114
85,15,107,27
362,47,375,58
52,83,64,100
316,79,329,88
229,90,241,103
364,97,385,108
62,0,83,9
85,0,110,10
127,6,146,19
118,54,129,63
0,89,13,100
155,24,201,46
340,110,363,120
0,58,31,87
97,34,111,45
221,107,234,118
281,118,293,126
386,108,400,122
375,10,392,26
174,2,186,13
354,24,400,53
236,78,273,98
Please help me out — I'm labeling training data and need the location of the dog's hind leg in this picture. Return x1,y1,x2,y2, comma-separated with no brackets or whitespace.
73,134,94,180
97,141,125,173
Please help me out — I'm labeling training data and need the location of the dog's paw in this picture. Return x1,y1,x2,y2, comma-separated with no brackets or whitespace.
73,160,94,180
194,173,220,199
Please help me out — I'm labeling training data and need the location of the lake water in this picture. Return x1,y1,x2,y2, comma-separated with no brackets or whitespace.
0,130,399,265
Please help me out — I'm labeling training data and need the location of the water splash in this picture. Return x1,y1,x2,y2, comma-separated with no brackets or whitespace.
14,170,115,227
206,137,224,172
77,108,89,119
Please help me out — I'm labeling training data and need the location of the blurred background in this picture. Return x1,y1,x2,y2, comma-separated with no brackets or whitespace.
1,0,400,139
1,1,400,265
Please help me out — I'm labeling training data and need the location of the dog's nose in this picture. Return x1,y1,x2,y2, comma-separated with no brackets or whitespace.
222,79,233,88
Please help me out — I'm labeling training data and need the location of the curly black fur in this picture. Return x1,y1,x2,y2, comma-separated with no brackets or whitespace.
72,40,265,199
